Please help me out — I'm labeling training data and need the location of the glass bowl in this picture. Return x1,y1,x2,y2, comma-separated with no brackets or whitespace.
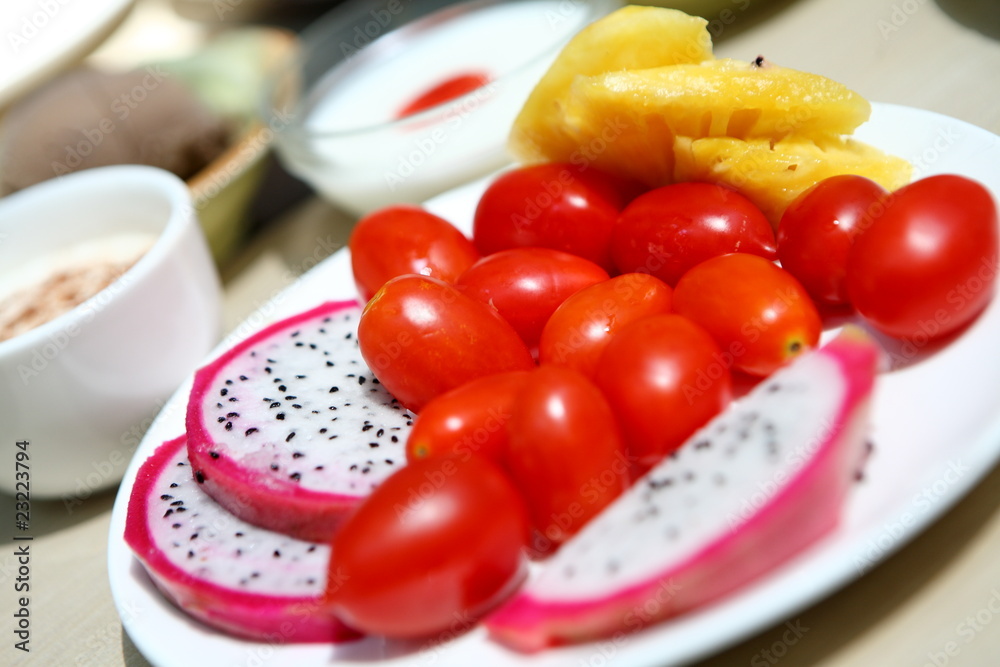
263,0,622,216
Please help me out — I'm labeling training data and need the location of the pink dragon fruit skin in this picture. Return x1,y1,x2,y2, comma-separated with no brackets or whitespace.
486,329,879,652
185,300,415,542
124,435,360,643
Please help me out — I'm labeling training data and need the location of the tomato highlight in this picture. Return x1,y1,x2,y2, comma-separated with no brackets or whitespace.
406,371,530,464
777,175,887,305
673,253,822,377
327,455,530,638
472,162,634,272
349,205,480,301
539,272,674,378
358,275,535,412
612,182,777,286
505,366,629,554
456,247,609,349
594,313,732,475
846,174,999,340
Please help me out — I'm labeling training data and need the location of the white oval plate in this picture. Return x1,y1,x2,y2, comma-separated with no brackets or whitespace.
108,102,1000,667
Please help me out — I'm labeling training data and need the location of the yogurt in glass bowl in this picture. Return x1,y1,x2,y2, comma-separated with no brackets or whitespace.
264,0,622,216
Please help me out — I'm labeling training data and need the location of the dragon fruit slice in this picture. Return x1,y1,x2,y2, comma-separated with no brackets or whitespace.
186,300,415,542
124,435,359,643
486,329,879,651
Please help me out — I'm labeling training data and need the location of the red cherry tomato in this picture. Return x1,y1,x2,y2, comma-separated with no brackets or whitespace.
406,371,530,464
327,455,530,638
672,253,822,377
611,182,777,286
538,273,673,378
349,205,480,301
593,314,732,476
358,275,535,412
846,174,999,340
472,163,633,272
506,366,628,553
395,71,491,119
777,175,887,305
456,247,609,349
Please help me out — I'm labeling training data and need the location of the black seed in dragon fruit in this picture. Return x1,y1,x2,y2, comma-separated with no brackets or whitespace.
185,300,415,542
124,435,360,643
486,328,879,652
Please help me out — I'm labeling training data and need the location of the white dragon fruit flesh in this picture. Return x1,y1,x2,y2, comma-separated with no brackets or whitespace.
185,300,415,541
124,435,359,643
486,329,878,651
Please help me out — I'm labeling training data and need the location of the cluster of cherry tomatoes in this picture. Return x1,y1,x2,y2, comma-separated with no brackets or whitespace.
325,161,997,640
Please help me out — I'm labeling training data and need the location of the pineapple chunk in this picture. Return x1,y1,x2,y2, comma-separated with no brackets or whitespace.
673,135,914,224
510,6,712,163
508,4,913,224
566,58,872,142
559,111,679,188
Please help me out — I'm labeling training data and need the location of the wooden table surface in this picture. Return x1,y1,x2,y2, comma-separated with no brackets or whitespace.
3,0,1000,665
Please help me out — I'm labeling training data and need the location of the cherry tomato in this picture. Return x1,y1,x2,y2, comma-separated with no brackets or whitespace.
327,455,530,638
406,371,530,464
777,175,887,305
349,205,480,301
846,174,999,340
505,366,628,553
593,314,732,475
456,247,609,349
611,182,777,286
358,275,535,412
672,253,822,377
396,71,491,119
538,273,673,379
472,162,634,272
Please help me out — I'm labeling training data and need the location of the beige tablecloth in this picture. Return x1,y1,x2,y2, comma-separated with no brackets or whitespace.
4,0,1000,664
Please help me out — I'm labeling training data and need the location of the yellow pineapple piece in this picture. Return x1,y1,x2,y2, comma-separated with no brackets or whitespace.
566,58,871,142
673,135,914,225
510,6,713,163
557,111,678,188
508,4,912,219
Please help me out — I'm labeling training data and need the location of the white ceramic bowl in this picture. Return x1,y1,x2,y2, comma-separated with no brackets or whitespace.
266,0,622,216
0,166,222,499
